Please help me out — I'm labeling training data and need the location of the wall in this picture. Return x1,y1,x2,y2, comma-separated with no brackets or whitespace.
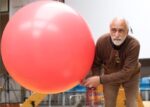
65,0,150,59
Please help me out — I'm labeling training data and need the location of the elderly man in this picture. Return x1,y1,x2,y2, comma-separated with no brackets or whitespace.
82,17,141,107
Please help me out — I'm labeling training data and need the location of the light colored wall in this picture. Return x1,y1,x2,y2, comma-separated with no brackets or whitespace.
65,0,150,58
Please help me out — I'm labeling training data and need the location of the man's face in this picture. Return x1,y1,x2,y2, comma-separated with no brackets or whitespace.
110,19,128,46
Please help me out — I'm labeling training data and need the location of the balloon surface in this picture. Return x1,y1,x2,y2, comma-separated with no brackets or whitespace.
1,1,95,94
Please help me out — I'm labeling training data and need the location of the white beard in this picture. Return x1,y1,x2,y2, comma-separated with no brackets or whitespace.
111,36,127,46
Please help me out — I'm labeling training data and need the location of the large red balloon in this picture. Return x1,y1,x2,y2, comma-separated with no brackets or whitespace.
1,1,95,94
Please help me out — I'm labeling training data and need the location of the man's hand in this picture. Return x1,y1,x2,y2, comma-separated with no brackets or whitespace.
81,76,100,88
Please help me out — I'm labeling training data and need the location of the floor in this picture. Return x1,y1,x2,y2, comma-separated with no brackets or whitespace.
143,101,150,107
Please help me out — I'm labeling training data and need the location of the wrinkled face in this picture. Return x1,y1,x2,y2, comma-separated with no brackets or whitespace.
110,18,128,46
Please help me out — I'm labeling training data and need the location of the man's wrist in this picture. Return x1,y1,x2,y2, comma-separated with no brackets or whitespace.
99,76,103,84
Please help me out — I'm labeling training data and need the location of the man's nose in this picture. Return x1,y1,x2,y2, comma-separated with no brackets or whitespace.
114,31,120,38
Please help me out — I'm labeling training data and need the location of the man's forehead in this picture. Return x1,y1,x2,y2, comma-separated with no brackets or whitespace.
110,24,125,29
110,18,128,29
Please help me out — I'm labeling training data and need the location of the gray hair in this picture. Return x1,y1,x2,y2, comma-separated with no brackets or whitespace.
110,17,130,31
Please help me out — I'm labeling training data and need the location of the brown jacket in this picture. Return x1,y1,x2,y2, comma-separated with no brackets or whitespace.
92,33,141,84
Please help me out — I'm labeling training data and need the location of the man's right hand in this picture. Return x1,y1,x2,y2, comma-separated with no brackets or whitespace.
80,76,100,88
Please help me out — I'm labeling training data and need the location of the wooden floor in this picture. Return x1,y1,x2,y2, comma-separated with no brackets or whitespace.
0,101,149,107
143,101,150,107
20,85,148,107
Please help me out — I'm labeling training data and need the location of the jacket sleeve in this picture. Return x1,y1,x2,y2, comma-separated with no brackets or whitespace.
100,40,140,84
91,39,103,76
